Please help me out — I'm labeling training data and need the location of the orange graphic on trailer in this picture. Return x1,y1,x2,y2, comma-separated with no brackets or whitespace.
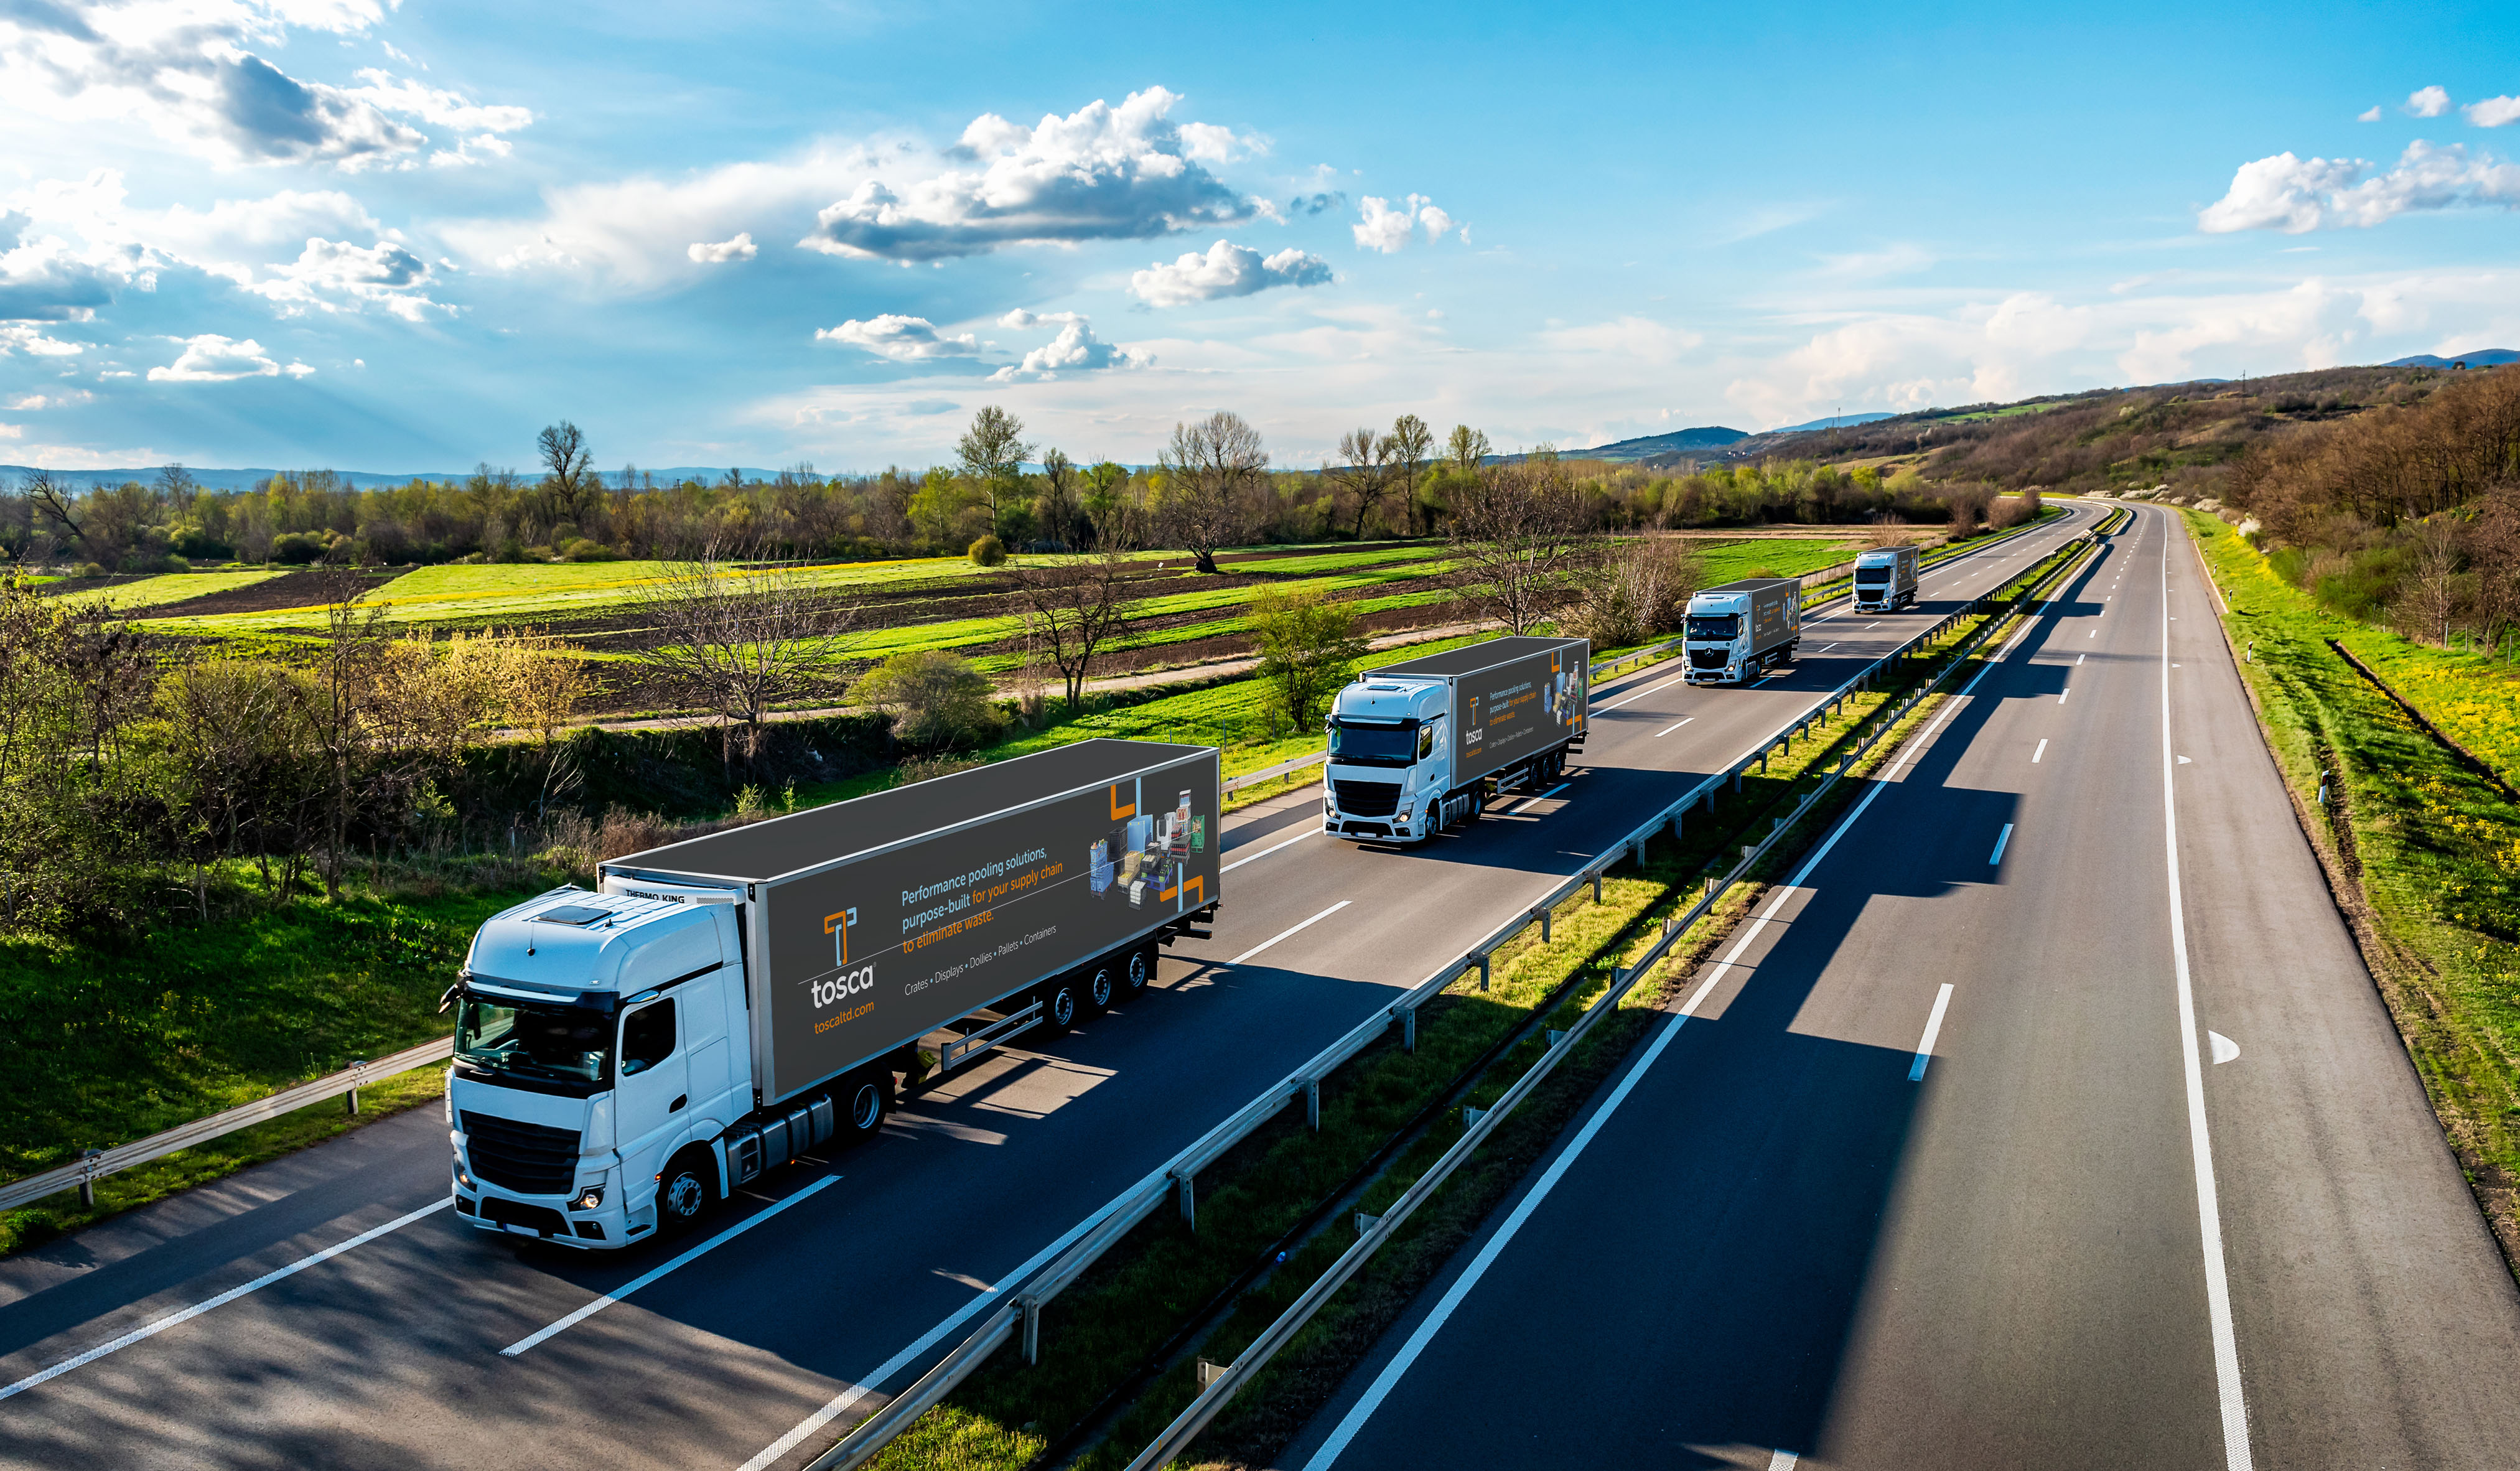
823,907,859,965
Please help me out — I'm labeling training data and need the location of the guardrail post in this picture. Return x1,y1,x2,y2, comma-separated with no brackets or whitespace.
345,1058,365,1116
1475,955,1490,992
78,1148,101,1207
1402,1005,1417,1052
1019,1294,1042,1365
1539,906,1551,943
1592,871,1604,903
1732,766,1743,794
1172,1169,1196,1230
1305,1078,1320,1131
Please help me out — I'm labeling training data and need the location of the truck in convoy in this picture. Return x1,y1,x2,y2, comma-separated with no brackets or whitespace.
1682,578,1801,685
1322,635,1589,843
444,739,1221,1249
1852,544,1920,612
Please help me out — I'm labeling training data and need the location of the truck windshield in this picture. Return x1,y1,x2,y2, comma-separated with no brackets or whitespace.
1328,720,1417,765
1686,614,1739,640
1855,566,1889,583
454,993,612,1085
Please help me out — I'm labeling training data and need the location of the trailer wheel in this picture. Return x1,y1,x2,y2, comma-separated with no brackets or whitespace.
1038,978,1082,1033
837,1068,890,1144
656,1147,717,1237
1126,943,1156,994
1085,961,1116,1012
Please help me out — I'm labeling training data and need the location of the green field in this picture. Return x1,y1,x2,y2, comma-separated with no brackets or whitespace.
56,569,286,610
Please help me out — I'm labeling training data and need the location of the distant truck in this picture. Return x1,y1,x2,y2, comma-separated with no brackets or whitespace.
1682,578,1801,685
1852,545,1920,612
1322,635,1589,843
444,739,1220,1249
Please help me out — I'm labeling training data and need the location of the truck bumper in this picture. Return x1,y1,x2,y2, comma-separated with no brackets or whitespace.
453,1182,635,1249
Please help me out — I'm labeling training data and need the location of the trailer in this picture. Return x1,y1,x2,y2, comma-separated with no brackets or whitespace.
1682,577,1801,684
1322,635,1589,843
444,739,1220,1248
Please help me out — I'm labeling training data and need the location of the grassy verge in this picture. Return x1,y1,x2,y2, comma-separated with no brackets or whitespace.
0,879,541,1258
2184,511,2520,1267
840,581,2035,1471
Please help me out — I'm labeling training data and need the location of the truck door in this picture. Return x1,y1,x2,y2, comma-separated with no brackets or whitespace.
615,996,690,1177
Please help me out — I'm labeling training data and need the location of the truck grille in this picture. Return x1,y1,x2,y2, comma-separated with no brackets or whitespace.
1687,647,1730,670
1333,780,1403,817
461,1111,580,1195
475,1195,568,1236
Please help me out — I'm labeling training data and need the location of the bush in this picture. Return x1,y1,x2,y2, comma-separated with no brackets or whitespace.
76,562,107,579
1249,587,1370,732
560,538,614,562
1561,541,1704,647
270,530,331,564
849,650,1004,748
968,535,1007,567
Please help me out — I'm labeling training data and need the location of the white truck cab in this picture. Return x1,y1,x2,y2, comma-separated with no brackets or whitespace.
1323,678,1455,843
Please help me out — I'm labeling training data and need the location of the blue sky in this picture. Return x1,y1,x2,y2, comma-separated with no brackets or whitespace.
4,0,2518,474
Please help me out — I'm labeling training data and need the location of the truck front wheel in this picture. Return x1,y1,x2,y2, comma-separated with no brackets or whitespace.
656,1148,717,1237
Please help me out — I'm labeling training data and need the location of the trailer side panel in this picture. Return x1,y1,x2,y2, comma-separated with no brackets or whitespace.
1452,640,1589,786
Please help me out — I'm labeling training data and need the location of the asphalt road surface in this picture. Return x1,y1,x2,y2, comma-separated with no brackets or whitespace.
1286,504,2520,1471
0,510,2094,1471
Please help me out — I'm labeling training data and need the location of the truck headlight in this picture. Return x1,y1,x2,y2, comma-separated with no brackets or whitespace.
572,1185,605,1211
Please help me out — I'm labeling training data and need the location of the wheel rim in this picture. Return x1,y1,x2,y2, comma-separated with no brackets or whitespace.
1052,988,1075,1025
665,1171,704,1219
1090,968,1114,1006
1127,952,1149,991
849,1081,882,1131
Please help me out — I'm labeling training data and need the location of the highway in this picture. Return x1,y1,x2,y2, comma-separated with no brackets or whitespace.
0,509,2096,1471
1285,504,2520,1471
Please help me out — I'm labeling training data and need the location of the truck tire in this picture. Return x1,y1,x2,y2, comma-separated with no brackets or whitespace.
656,1147,717,1237
1127,941,1158,996
1084,959,1117,1012
836,1068,891,1145
1038,977,1083,1033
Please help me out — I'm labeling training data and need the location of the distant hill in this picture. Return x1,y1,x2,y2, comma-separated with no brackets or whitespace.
1,465,786,492
1765,411,1897,434
2384,350,2519,369
1576,427,1749,463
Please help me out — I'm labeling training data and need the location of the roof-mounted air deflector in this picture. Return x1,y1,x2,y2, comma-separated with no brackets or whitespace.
530,905,615,927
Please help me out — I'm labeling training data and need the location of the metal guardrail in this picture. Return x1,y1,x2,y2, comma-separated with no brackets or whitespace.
1121,526,2104,1471
1222,750,1328,793
0,1035,455,1215
800,522,2101,1471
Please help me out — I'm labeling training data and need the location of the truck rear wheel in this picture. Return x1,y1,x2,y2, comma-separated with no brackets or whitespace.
656,1147,717,1238
836,1068,891,1145
1124,943,1155,996
1085,961,1117,1011
1038,978,1083,1033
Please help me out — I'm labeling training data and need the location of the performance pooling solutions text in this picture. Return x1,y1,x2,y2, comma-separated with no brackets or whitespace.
899,847,1053,935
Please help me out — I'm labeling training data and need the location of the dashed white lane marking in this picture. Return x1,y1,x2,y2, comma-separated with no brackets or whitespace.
1594,673,1689,713
1654,718,1694,737
2033,739,2048,764
3,1198,454,1401
1223,825,1321,874
1989,823,2014,866
1226,900,1351,967
2058,687,2071,705
1510,783,1571,814
1909,983,1956,1082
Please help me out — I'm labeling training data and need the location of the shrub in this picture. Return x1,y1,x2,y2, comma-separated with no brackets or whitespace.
76,561,107,579
1561,541,1704,647
1250,587,1371,732
561,538,614,562
270,530,331,564
850,649,1004,748
968,535,1007,567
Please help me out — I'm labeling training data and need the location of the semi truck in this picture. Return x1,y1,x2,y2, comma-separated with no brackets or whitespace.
1682,578,1800,685
444,739,1221,1249
1852,545,1920,612
1322,635,1589,843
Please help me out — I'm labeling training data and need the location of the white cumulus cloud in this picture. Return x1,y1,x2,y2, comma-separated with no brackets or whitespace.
2468,96,2520,128
249,236,447,320
7,390,95,409
2199,142,2520,233
2359,105,2382,123
147,333,311,381
1352,194,1463,253
991,312,1145,381
1129,240,1332,306
814,314,980,360
802,87,1258,262
2406,85,2452,118
688,233,758,264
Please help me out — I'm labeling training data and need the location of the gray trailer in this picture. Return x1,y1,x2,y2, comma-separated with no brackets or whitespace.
447,739,1220,1246
1682,577,1801,684
1322,635,1589,843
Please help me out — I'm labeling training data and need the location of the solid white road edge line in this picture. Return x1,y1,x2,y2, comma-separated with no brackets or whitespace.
1593,673,1689,714
2033,738,2048,764
1222,826,1320,874
1654,718,1694,737
737,1192,1126,1471
1909,984,1956,1082
1989,823,2014,866
1226,901,1351,967
1,1198,453,1402
1300,593,2063,1468
503,1175,839,1356
2158,511,2256,1471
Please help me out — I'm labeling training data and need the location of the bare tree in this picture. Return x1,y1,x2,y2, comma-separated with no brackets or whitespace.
1445,424,1493,474
1014,549,1136,709
1444,458,1597,633
2399,518,2462,645
26,470,82,559
958,406,1035,538
631,543,859,757
538,421,599,525
1037,448,1080,551
1388,413,1434,535
1322,426,1393,541
1158,411,1267,573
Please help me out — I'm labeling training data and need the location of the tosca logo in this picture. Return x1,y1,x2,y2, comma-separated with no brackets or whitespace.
813,964,877,1009
824,906,860,964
